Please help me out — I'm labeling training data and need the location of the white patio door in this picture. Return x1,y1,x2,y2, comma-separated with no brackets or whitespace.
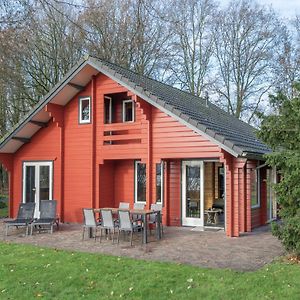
23,161,53,218
182,160,204,226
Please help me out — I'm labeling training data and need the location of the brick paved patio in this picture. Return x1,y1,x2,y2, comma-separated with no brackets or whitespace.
0,220,284,271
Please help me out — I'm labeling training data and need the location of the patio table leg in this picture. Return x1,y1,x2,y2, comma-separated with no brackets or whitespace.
143,214,148,244
156,211,162,240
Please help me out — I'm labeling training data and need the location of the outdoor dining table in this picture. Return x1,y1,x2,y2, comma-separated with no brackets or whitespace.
93,208,162,244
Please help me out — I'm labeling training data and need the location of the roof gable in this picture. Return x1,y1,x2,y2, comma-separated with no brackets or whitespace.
0,55,270,157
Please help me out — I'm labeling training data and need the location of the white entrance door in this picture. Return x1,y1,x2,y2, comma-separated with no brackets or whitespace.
182,160,204,226
23,161,53,218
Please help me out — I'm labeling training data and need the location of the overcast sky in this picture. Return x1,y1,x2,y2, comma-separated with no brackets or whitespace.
221,0,300,19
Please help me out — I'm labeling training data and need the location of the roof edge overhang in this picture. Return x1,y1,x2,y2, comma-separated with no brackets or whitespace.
0,57,94,152
240,151,267,161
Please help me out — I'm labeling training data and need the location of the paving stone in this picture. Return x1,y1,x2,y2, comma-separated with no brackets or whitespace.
0,220,284,271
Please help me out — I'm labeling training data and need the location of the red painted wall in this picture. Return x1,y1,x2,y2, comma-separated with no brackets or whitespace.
11,121,61,217
113,160,135,207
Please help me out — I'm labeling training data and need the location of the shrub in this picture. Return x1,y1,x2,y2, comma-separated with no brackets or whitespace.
258,83,300,255
0,201,7,209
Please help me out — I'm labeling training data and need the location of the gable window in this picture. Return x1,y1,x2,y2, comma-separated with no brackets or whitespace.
79,97,91,124
135,161,146,203
156,162,164,204
251,168,260,208
123,100,135,122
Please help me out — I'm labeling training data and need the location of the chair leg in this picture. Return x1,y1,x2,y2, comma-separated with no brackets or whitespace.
117,229,120,244
50,224,53,234
30,225,33,236
82,227,85,241
99,228,102,243
112,228,115,244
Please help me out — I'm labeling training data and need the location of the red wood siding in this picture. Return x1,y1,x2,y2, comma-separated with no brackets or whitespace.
11,121,61,218
113,160,134,207
167,160,181,226
99,161,114,208
151,108,221,160
63,82,93,222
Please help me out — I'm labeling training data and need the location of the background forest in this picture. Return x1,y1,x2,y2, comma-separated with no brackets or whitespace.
0,0,300,192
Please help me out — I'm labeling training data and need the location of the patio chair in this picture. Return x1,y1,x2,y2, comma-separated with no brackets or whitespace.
132,203,145,224
119,202,130,209
4,202,35,236
149,203,163,236
82,208,101,241
30,200,58,235
99,209,118,244
117,210,143,246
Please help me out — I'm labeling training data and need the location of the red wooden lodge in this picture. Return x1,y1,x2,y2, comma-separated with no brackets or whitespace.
0,56,277,237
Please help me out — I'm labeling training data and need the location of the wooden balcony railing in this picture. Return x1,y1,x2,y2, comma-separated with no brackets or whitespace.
102,122,143,145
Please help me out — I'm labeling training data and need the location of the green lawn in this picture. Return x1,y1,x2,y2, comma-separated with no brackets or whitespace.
0,195,8,218
0,206,8,218
0,243,299,299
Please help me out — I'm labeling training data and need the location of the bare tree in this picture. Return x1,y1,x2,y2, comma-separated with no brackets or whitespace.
20,0,84,103
213,0,282,123
166,0,216,96
272,16,300,99
79,0,171,78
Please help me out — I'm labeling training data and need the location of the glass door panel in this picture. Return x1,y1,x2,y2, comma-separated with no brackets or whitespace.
186,165,201,218
25,166,35,203
39,165,50,201
182,161,204,226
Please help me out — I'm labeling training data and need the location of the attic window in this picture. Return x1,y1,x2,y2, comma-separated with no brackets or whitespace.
79,97,91,124
122,100,135,122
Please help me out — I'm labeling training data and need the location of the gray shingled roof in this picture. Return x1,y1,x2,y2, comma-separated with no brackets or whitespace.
95,58,270,157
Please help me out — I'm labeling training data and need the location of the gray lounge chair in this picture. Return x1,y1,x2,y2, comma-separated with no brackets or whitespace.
82,208,101,241
30,200,58,235
117,210,143,246
4,202,35,236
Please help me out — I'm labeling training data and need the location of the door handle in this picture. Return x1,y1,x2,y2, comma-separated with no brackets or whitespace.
32,187,36,192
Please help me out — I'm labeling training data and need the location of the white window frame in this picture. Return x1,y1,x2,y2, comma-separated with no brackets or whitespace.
122,99,135,122
79,96,91,124
104,96,112,124
156,162,164,205
251,168,261,209
134,161,146,203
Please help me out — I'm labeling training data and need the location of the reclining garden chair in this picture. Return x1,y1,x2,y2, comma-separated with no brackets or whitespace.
4,202,35,236
30,200,58,235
